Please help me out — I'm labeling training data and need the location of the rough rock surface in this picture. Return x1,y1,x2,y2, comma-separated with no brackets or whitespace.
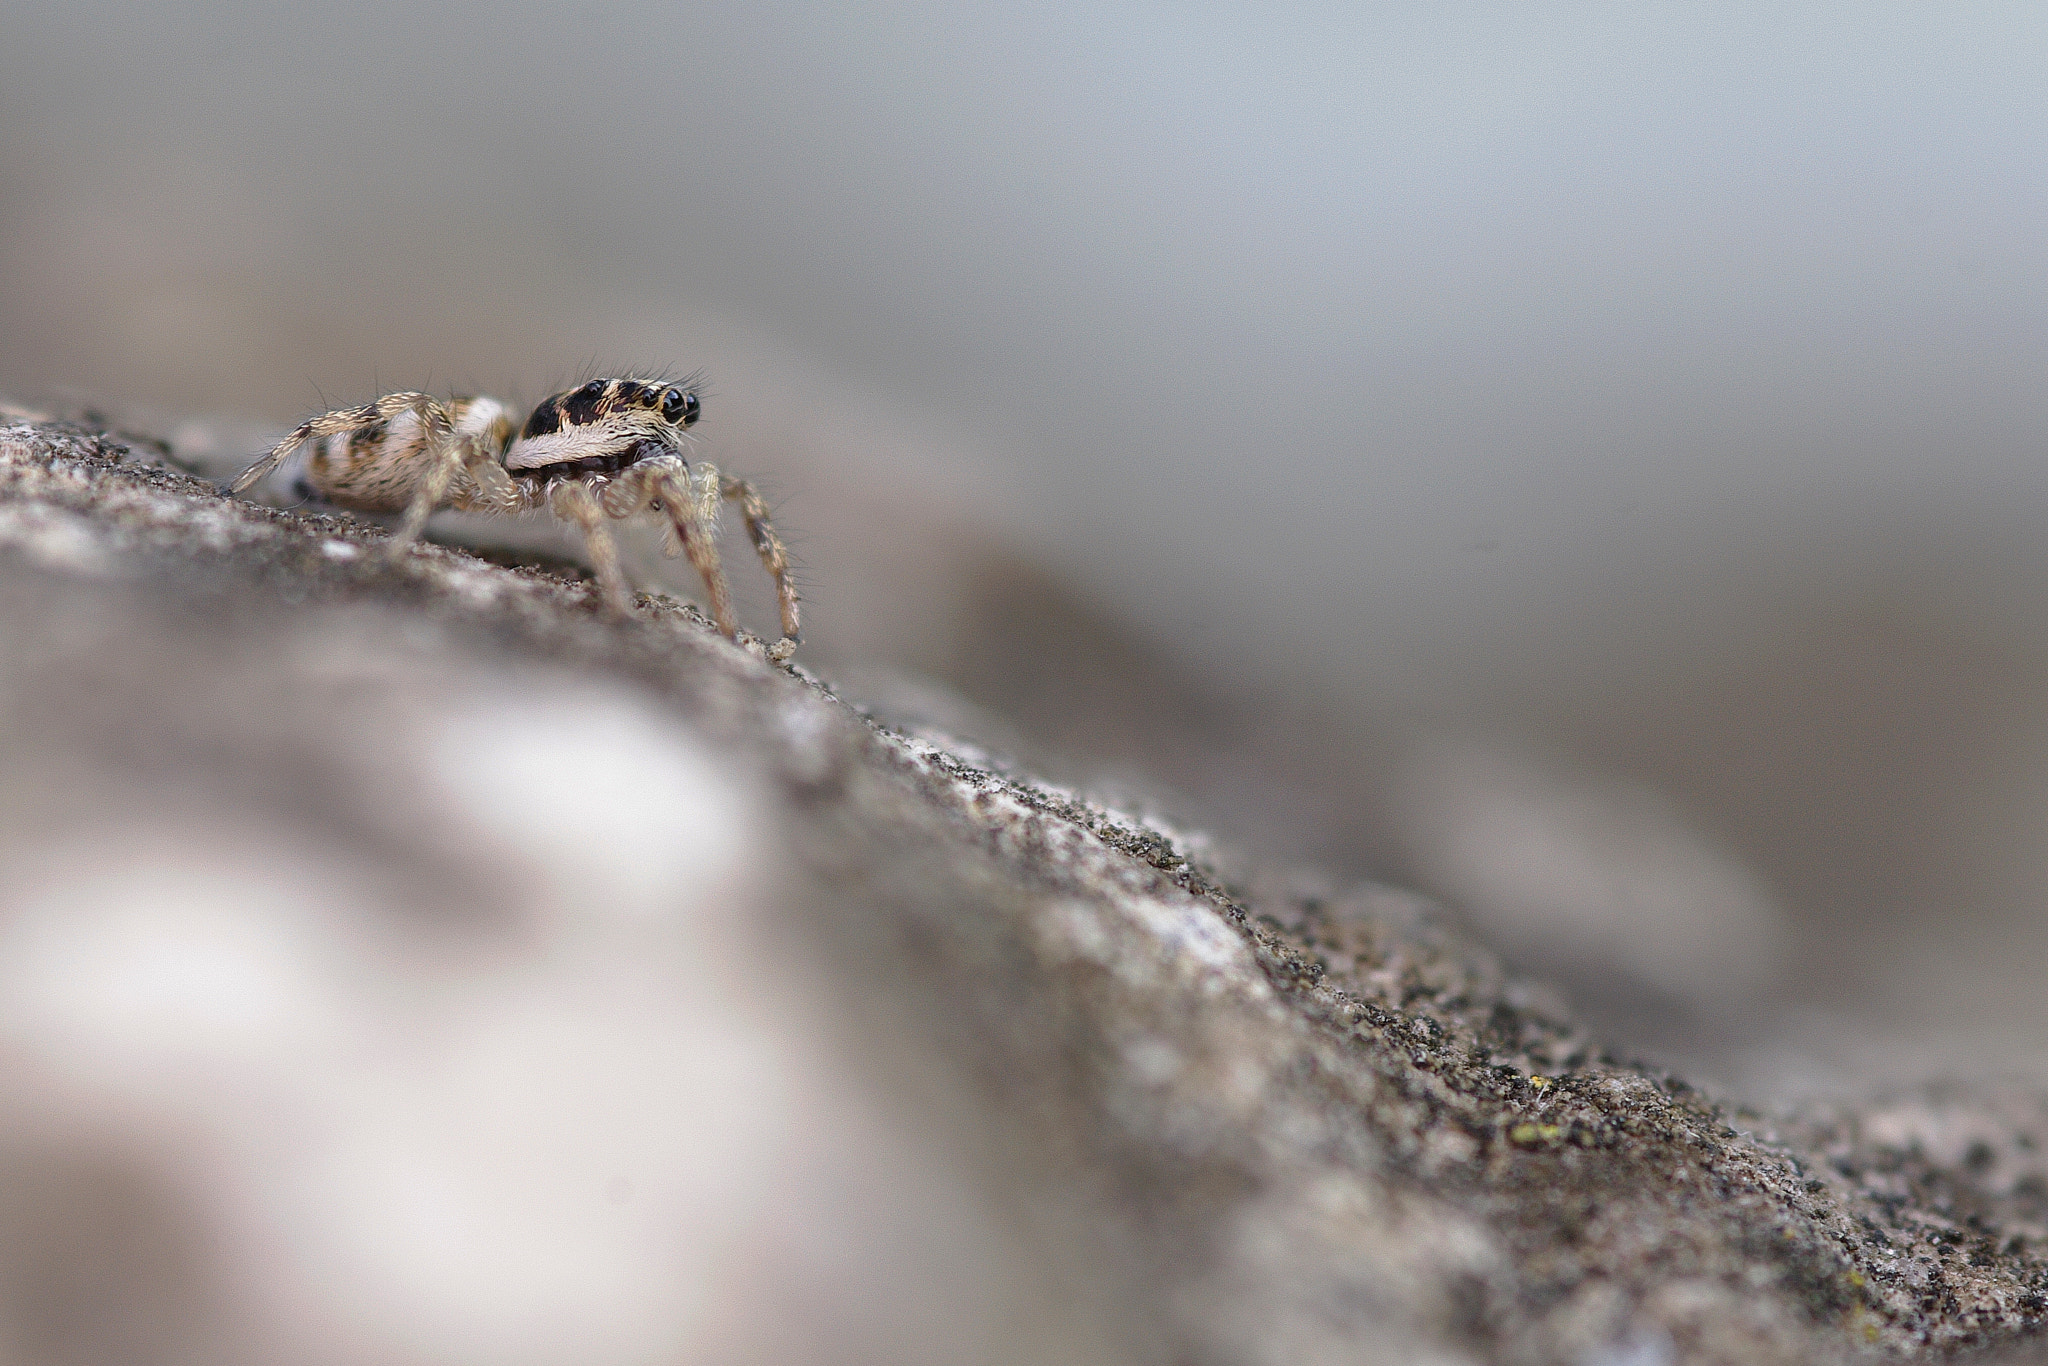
1,411,2045,1366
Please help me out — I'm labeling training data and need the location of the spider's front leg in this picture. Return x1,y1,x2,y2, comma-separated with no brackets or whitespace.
717,471,801,660
607,457,739,638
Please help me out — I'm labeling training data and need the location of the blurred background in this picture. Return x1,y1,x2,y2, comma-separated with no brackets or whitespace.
4,1,2047,1090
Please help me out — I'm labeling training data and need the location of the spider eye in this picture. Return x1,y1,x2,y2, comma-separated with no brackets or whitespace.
661,387,700,426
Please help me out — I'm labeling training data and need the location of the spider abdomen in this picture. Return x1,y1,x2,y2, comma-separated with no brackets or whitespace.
301,395,516,513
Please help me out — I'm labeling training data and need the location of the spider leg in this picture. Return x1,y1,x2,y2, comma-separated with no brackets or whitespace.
597,464,652,520
550,480,633,615
458,441,516,513
645,460,738,638
717,471,801,658
389,401,473,551
229,391,445,497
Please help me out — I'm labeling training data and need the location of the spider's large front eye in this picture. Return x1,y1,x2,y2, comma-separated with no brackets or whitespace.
661,387,701,426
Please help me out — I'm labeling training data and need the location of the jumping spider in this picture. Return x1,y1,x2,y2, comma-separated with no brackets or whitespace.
231,377,801,660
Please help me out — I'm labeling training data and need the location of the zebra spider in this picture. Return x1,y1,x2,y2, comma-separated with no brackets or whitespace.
231,377,800,659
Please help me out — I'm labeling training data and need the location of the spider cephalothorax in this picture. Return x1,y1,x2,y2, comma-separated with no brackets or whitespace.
231,377,800,659
507,377,701,477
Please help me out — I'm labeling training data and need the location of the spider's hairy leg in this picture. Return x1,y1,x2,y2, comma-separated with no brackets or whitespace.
550,481,634,615
603,458,725,631
229,391,444,496
390,405,505,551
718,473,801,659
645,460,738,639
462,443,516,511
598,462,656,521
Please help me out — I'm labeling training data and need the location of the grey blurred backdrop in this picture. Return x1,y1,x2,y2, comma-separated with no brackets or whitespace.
5,1,2047,1087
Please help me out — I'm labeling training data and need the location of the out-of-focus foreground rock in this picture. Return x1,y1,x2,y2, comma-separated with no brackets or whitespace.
1,412,2046,1366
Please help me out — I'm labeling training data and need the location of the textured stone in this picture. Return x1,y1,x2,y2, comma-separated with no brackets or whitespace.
0,412,2044,1365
